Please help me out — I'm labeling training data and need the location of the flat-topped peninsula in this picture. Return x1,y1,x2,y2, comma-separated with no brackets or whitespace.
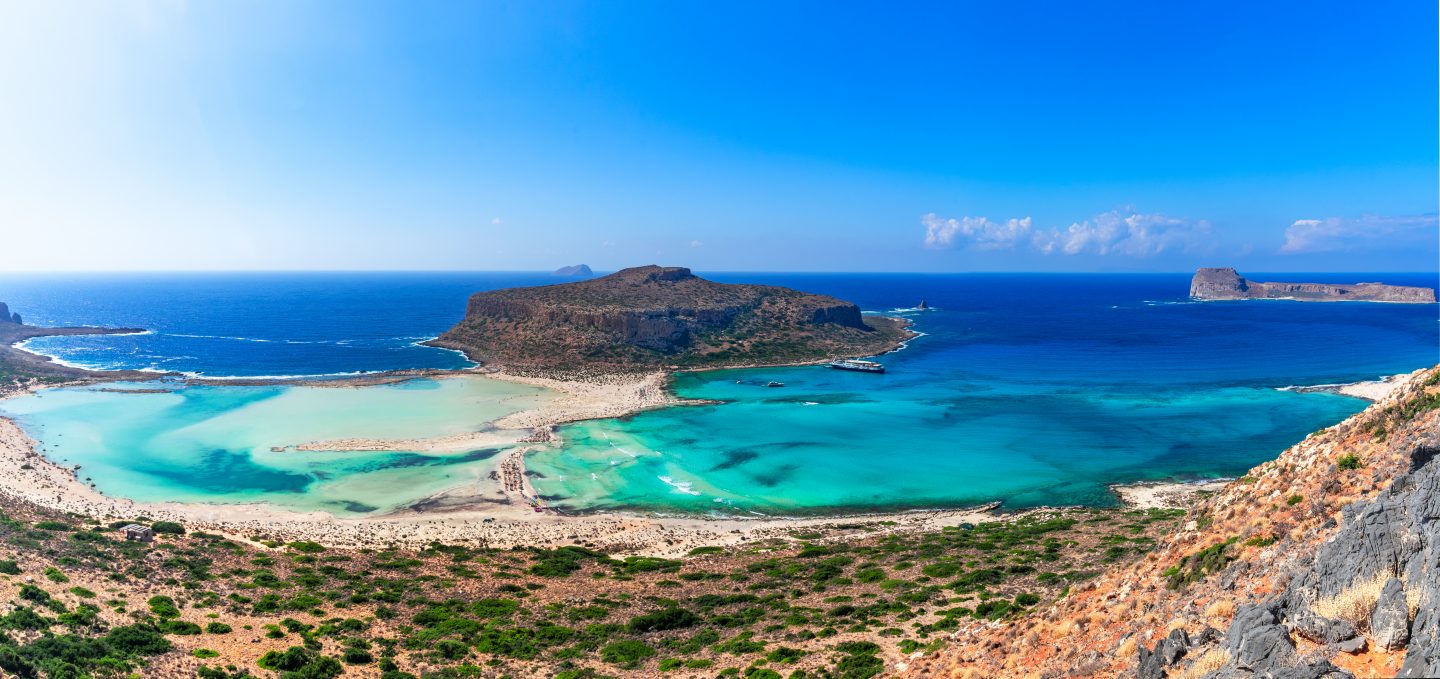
428,265,912,373
1190,267,1436,303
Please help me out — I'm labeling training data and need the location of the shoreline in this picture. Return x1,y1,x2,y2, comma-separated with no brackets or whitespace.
3,319,1410,555
1278,369,1421,402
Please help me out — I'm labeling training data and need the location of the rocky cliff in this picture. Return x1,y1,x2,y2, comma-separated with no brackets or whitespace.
906,366,1440,678
430,265,911,373
0,302,20,325
1191,268,1436,303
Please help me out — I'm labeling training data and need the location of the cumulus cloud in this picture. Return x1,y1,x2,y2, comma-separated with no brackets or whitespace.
922,214,1033,250
690,240,703,248
1032,210,1212,256
1279,214,1439,254
922,209,1210,257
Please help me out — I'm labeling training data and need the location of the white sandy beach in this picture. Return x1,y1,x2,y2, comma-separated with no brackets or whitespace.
0,385,1001,557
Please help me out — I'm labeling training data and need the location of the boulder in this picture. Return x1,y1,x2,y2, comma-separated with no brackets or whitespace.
1371,578,1410,651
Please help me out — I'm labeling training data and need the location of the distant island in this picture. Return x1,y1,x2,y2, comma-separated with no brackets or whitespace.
553,264,593,277
429,265,912,373
1190,267,1436,303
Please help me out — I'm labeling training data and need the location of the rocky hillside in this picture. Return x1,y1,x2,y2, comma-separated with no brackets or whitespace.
1190,268,1436,303
430,266,911,373
905,365,1440,678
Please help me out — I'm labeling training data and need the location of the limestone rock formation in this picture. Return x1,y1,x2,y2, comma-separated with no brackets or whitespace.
553,264,594,277
1190,267,1436,303
430,265,910,373
0,303,10,324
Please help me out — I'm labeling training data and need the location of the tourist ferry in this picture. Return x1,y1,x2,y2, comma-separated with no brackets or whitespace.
828,359,885,373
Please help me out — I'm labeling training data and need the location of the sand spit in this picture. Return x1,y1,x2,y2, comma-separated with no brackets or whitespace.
0,412,1005,557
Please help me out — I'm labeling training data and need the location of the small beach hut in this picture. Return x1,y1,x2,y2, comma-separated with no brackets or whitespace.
119,524,155,543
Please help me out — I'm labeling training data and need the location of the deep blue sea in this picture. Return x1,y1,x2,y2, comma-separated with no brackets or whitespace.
0,271,1435,515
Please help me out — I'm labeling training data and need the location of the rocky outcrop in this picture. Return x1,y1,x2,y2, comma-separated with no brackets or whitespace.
1191,268,1436,303
0,302,15,325
430,265,911,373
553,264,593,277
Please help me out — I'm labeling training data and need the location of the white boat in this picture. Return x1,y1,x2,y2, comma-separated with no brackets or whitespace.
829,359,885,373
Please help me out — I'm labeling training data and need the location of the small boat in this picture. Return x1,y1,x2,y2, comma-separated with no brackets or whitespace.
829,359,885,374
766,381,785,387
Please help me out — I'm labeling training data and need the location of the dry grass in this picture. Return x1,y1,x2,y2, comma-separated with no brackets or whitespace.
1115,636,1138,659
1311,571,1393,630
1205,599,1236,620
1407,586,1425,621
1179,648,1231,679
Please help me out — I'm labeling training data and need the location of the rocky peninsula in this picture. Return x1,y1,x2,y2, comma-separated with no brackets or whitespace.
428,265,912,374
1190,267,1437,303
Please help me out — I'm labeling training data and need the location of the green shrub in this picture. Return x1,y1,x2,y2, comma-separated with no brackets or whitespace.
193,648,220,658
1336,454,1364,471
628,607,700,633
43,566,69,583
0,560,19,575
601,639,656,668
1286,495,1303,506
289,541,326,554
147,595,181,619
150,521,186,535
162,620,204,635
206,622,233,634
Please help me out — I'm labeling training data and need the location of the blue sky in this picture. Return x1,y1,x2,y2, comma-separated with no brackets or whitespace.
1,1,1435,272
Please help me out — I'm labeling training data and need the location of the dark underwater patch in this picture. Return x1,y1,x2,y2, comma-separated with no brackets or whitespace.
749,463,800,487
143,449,311,494
709,449,760,471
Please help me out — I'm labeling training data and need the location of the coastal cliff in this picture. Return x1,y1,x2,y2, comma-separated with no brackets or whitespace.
430,265,911,372
1191,268,1436,303
906,366,1440,678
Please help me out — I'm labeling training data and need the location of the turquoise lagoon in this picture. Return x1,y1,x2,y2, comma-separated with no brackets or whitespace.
0,377,551,515
525,367,1366,515
1,271,1434,517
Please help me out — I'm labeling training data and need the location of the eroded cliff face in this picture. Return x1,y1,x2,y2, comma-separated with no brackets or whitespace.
904,366,1440,679
431,265,907,373
1191,268,1436,303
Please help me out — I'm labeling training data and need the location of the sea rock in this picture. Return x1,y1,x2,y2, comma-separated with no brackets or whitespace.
1189,267,1436,303
0,302,10,324
10,313,20,325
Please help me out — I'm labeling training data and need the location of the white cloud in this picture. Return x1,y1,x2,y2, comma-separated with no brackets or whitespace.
922,209,1210,257
922,213,1033,250
491,217,502,225
1279,214,1439,254
690,240,703,248
1032,210,1212,256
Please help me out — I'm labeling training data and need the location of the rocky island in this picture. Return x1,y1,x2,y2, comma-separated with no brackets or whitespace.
429,265,912,373
1191,267,1436,303
553,264,593,277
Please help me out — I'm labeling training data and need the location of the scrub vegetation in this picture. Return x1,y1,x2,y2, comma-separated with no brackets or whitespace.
0,500,1186,677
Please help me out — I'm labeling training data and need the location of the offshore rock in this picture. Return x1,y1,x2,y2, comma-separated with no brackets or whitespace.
1190,267,1436,303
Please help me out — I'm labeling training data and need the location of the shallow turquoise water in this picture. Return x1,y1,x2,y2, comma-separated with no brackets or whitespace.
526,368,1366,515
0,377,550,515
